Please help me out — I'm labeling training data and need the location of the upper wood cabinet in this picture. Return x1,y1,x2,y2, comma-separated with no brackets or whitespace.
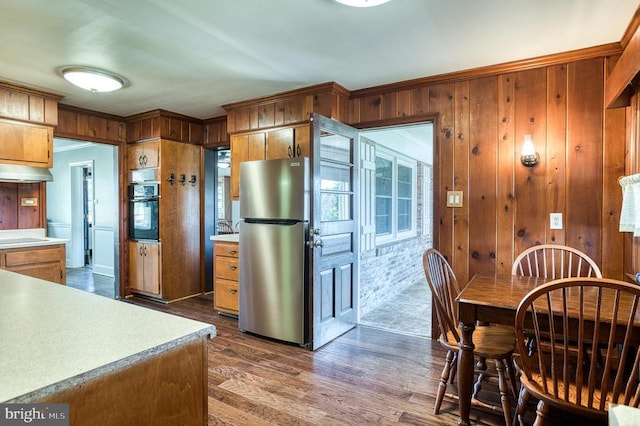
230,132,266,199
0,119,53,168
127,139,159,171
230,123,310,200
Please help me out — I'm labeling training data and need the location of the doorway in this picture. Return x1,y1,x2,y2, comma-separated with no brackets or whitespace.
356,122,434,338
47,139,119,299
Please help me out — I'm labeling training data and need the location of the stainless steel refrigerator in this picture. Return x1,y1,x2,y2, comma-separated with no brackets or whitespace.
238,157,309,345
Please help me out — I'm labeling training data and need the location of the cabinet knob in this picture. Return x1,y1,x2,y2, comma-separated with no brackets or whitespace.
296,145,301,157
288,145,292,158
227,249,237,255
228,265,237,271
226,288,237,294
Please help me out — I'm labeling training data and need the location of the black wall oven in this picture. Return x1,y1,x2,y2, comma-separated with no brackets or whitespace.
128,183,159,241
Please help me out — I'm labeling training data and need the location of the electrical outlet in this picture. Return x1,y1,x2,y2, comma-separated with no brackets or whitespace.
550,213,563,230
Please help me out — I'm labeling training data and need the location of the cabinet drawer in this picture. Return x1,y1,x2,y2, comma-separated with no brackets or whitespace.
215,255,238,280
214,279,238,313
214,242,238,258
5,247,62,267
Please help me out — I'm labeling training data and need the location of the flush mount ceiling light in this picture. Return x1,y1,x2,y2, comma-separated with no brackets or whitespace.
334,0,391,7
59,66,128,92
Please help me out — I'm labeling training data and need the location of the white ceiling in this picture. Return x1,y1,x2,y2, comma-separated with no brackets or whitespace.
1,0,637,120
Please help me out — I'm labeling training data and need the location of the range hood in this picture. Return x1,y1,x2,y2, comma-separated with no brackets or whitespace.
0,164,53,182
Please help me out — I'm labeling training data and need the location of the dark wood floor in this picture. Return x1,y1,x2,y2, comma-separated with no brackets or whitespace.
126,294,607,426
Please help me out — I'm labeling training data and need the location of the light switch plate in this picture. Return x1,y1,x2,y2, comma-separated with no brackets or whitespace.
550,213,562,230
446,191,463,208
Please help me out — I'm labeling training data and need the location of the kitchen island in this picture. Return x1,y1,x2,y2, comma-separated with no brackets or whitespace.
0,270,215,425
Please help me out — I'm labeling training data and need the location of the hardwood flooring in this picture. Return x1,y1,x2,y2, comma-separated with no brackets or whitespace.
126,294,607,426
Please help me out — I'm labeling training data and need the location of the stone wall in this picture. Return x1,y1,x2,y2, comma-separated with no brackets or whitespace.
359,163,433,316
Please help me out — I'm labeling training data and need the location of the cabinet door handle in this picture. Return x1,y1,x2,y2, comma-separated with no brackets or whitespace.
226,288,237,294
287,145,292,158
139,246,143,256
228,265,237,271
138,155,144,167
226,249,237,255
143,154,148,166
296,145,301,157
143,246,148,256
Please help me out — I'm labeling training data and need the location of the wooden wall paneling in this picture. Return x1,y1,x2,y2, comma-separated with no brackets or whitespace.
566,58,604,264
249,105,260,130
467,77,498,277
546,64,568,246
396,90,411,118
381,93,397,120
312,92,333,119
513,68,547,256
453,81,471,284
411,87,430,116
496,74,516,274
603,103,627,279
28,97,44,123
203,116,228,148
17,183,41,229
603,56,627,279
348,97,361,124
274,100,286,127
0,90,29,121
258,103,275,128
428,83,455,265
359,95,382,123
0,183,18,229
56,106,126,144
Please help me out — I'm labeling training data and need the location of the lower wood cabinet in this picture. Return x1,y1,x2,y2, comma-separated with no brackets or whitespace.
213,241,239,316
0,244,66,284
128,241,161,297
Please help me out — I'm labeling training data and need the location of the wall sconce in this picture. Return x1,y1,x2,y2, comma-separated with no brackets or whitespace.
520,135,540,167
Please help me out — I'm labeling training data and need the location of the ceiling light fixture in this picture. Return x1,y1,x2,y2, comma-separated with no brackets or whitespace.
334,0,391,7
59,66,128,92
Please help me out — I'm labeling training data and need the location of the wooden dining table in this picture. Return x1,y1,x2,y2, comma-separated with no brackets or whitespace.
455,272,550,426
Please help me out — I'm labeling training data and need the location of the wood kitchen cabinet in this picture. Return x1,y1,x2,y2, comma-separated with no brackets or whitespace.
127,139,159,170
230,123,309,200
128,241,161,296
230,132,265,199
0,244,66,284
0,119,53,168
213,241,239,316
126,138,201,302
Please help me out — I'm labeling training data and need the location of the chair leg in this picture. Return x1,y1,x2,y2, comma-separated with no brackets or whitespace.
449,353,458,384
434,350,455,415
513,385,530,426
495,359,513,426
533,400,547,426
505,355,519,398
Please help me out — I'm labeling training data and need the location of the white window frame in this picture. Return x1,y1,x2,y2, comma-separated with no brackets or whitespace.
375,147,417,245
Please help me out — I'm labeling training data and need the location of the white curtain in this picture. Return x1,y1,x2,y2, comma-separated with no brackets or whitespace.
619,173,640,236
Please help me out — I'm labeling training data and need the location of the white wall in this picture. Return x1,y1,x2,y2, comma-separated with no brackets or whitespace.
46,142,118,277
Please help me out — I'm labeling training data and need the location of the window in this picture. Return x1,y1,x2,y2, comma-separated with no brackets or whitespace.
375,149,417,243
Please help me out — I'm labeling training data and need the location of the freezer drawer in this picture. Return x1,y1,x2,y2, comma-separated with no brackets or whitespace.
239,221,306,345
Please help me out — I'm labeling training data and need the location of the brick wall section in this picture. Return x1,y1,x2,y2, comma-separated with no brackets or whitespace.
359,163,433,316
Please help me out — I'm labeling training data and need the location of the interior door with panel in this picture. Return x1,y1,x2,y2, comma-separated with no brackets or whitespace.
309,113,359,350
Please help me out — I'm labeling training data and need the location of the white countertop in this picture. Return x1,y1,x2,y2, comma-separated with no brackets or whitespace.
210,234,239,242
0,228,67,249
0,270,216,403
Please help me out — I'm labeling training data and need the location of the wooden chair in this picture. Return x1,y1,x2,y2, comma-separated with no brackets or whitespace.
217,219,235,234
513,277,640,425
423,248,518,425
511,244,602,279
